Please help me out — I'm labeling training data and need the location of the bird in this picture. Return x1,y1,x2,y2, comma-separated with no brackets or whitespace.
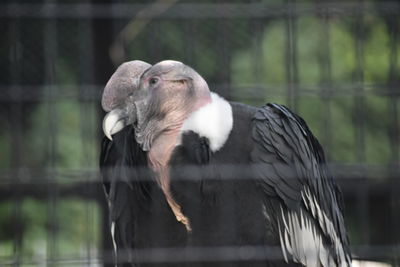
100,60,352,267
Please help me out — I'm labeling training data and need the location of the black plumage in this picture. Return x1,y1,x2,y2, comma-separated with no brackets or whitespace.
100,128,188,266
100,101,351,266
251,104,350,265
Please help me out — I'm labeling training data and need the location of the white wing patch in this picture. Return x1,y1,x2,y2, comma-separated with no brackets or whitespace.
279,205,334,267
278,190,351,267
181,92,233,152
111,221,118,262
302,188,350,266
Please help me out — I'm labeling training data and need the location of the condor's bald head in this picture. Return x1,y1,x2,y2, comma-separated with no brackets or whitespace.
139,60,211,111
101,60,151,140
103,60,212,151
102,60,151,111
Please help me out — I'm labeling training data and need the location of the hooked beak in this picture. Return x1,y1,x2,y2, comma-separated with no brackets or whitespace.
102,106,136,140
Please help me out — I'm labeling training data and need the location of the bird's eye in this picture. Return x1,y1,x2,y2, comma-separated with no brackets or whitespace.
149,77,159,85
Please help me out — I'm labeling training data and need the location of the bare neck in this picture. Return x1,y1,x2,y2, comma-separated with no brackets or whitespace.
148,130,180,170
146,96,211,232
147,128,192,231
147,95,211,169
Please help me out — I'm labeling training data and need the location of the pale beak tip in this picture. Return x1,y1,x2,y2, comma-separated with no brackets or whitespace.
103,122,113,141
103,108,129,141
105,132,113,141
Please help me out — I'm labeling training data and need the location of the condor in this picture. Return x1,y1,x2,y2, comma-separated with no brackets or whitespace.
100,60,351,267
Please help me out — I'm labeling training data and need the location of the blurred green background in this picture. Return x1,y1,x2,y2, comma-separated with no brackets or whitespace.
0,0,399,266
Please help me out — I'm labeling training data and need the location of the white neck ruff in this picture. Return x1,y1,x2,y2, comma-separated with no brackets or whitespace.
181,92,233,152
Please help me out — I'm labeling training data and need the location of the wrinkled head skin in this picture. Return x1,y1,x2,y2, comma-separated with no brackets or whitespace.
134,60,212,150
102,60,151,140
102,60,151,111
102,60,211,151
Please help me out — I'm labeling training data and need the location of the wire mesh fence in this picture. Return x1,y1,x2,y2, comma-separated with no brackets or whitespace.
0,0,399,266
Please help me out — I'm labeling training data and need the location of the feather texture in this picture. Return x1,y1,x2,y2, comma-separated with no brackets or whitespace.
251,103,351,267
100,127,188,266
99,96,351,267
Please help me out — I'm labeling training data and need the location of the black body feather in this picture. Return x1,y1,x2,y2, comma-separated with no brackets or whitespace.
100,103,350,267
100,128,188,266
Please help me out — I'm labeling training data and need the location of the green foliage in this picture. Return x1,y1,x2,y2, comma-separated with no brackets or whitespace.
297,16,324,87
364,16,390,84
260,20,287,85
57,198,101,260
0,201,14,258
297,97,323,141
330,97,357,163
364,96,392,164
232,20,287,86
0,198,100,263
23,100,98,171
331,19,357,84
1,38,100,263
20,198,47,261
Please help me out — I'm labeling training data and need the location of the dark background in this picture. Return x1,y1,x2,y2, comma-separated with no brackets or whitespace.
0,0,399,266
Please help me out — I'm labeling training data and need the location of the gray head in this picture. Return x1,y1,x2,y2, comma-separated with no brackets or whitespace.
101,60,151,140
102,60,211,150
101,60,151,111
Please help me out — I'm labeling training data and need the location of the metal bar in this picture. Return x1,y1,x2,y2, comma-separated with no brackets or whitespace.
0,244,398,265
386,14,399,168
43,0,58,264
1,2,400,19
1,164,400,185
318,0,333,158
0,180,105,204
149,18,162,61
3,83,400,103
78,13,96,266
352,0,369,246
90,1,116,264
183,19,195,66
284,0,299,110
8,15,23,267
250,19,264,83
386,14,400,263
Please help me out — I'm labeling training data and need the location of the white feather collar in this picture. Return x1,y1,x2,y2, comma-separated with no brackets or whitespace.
181,92,233,152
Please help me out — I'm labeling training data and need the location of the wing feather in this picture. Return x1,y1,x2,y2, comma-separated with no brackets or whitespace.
251,103,351,267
